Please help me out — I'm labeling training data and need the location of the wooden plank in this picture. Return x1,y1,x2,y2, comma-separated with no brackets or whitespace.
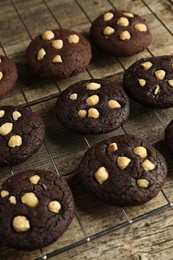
57,70,91,92
77,0,113,22
0,82,26,106
0,0,173,259
13,0,59,38
143,0,173,34
7,0,61,104
50,208,173,260
0,0,30,60
45,0,88,28
18,66,59,104
31,98,89,175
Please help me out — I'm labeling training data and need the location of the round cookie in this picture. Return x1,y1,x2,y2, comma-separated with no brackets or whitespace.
165,119,173,153
0,55,18,97
79,134,167,206
0,169,74,250
90,9,152,57
55,79,130,134
26,29,92,79
0,106,45,166
123,55,173,108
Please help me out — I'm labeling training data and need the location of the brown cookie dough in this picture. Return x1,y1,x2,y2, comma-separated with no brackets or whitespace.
90,9,152,57
0,55,18,97
55,79,130,134
0,106,45,166
26,29,92,79
0,169,74,250
79,134,167,206
123,55,173,108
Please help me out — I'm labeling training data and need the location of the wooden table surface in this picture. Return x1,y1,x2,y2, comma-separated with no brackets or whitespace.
1,0,173,259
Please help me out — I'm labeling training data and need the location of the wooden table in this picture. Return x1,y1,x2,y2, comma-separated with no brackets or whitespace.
0,0,173,259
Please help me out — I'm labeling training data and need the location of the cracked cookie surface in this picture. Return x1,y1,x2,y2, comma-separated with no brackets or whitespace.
90,9,152,57
0,55,18,97
0,169,74,250
26,28,92,79
79,134,167,206
123,55,173,108
0,106,45,166
55,79,130,134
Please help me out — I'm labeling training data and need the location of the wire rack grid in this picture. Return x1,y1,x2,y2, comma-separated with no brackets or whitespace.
0,0,173,259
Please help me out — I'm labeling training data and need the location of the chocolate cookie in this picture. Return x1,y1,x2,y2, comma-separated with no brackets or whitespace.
123,55,173,108
55,79,130,134
79,134,167,206
90,9,152,57
0,106,45,166
165,119,173,153
26,29,92,79
0,169,74,250
0,55,18,97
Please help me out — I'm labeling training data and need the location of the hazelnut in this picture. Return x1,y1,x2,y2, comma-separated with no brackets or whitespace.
103,26,115,36
70,93,78,100
141,159,155,171
48,200,61,213
29,175,40,184
86,95,99,106
117,156,131,170
133,146,147,158
123,12,134,18
8,135,22,148
86,82,101,90
37,48,46,61
0,110,5,118
52,55,62,63
141,61,153,70
154,85,160,95
88,108,99,118
52,39,63,49
137,179,149,188
42,30,55,40
134,23,147,32
94,167,109,184
108,100,121,109
0,71,3,81
155,70,166,80
119,31,131,40
68,34,80,43
13,216,30,233
12,111,22,121
138,79,146,87
0,122,13,136
107,142,118,153
1,190,9,197
168,79,173,87
117,17,129,27
21,192,38,208
103,12,114,21
9,196,16,204
78,110,87,118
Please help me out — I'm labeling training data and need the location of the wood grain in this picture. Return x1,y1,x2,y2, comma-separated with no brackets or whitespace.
0,0,173,259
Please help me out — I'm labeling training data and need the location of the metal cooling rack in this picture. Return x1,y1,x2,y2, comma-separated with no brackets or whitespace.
0,0,172,259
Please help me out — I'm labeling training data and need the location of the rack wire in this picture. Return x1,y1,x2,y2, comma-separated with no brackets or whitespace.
0,0,172,259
